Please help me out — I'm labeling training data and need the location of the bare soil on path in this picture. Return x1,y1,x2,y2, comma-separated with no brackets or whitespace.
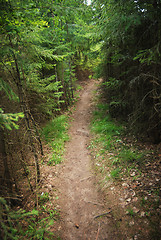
56,79,121,240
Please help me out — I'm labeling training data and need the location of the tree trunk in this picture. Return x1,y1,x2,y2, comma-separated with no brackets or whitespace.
0,128,12,193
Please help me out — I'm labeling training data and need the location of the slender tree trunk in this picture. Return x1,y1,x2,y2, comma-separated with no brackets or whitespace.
21,64,43,156
28,111,43,156
0,128,12,193
20,151,34,192
17,84,41,183
69,60,74,99
55,65,60,109
61,63,68,108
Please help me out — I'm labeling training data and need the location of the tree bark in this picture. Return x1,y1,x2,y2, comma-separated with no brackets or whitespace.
0,128,12,193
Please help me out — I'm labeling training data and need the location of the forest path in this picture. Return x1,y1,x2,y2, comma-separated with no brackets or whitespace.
56,79,120,240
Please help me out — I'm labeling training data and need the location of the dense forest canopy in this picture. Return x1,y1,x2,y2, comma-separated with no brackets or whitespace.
0,0,161,238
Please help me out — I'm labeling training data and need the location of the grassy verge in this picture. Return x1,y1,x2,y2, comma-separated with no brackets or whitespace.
90,102,161,239
0,197,60,240
90,103,145,180
41,115,69,165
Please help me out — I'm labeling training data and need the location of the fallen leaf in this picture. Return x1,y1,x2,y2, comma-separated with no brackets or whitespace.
75,224,79,229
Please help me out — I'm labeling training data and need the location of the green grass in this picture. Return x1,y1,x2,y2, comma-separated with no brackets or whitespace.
91,104,123,152
0,197,60,240
110,168,120,179
91,103,123,152
118,149,145,164
90,103,145,180
42,115,69,165
92,103,123,136
90,102,160,240
39,192,49,205
127,208,135,217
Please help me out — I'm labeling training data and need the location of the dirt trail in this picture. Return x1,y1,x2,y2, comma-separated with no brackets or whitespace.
57,79,120,240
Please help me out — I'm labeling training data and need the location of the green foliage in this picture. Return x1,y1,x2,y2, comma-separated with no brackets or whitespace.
91,104,123,153
102,78,121,96
0,0,94,122
91,103,123,137
0,197,58,240
39,192,49,205
0,108,24,130
0,78,19,102
110,168,120,179
42,115,69,165
92,0,161,141
0,78,24,130
118,149,144,164
90,103,146,181
127,208,135,217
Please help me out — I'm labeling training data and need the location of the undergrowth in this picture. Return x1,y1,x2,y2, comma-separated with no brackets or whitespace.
90,102,161,239
1,115,69,239
0,197,60,240
42,115,69,165
90,103,145,180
